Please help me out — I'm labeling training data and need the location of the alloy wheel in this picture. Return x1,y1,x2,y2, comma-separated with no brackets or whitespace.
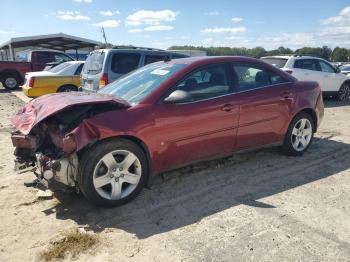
92,150,142,200
4,77,17,89
291,118,313,152
338,84,350,101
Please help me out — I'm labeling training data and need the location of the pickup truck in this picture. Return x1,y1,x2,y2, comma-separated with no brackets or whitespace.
0,50,74,90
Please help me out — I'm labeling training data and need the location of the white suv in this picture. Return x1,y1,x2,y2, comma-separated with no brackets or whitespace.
261,56,350,100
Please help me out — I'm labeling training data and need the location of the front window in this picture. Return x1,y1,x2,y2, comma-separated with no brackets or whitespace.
174,64,231,102
98,63,186,104
319,61,335,73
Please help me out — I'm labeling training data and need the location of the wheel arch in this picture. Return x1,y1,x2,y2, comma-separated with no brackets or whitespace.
0,69,23,82
295,108,317,132
341,79,350,89
78,135,153,184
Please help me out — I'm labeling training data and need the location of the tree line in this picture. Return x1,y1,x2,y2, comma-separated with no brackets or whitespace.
168,45,350,62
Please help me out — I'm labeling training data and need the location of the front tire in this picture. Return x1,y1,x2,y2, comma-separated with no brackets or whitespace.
282,112,314,156
337,83,350,101
78,139,149,207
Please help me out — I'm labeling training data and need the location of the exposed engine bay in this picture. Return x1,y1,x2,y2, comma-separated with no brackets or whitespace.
11,101,125,189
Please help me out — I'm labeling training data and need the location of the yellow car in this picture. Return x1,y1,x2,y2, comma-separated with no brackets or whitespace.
22,61,84,97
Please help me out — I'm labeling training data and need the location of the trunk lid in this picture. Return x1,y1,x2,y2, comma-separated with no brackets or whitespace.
12,92,130,135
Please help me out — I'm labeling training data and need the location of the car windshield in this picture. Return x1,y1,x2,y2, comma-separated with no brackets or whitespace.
48,62,73,73
98,62,186,104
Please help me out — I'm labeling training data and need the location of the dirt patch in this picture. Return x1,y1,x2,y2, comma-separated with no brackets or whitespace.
40,229,99,261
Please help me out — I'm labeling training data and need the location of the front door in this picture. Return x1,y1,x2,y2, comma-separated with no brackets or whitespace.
152,63,239,172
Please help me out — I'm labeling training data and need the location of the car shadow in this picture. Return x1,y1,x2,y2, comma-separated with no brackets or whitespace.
43,137,350,239
323,97,350,108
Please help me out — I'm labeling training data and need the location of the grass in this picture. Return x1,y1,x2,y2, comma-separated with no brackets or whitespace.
40,229,99,261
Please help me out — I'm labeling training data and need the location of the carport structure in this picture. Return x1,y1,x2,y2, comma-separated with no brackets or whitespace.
0,33,101,60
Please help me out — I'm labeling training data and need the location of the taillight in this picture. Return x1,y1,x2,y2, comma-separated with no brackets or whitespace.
285,70,293,74
28,77,35,87
99,73,108,88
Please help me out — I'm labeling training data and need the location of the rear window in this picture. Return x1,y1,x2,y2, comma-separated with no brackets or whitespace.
145,54,166,65
48,62,72,73
261,58,288,68
83,51,106,75
111,53,141,74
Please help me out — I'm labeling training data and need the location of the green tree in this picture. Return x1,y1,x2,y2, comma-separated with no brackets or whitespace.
331,47,349,62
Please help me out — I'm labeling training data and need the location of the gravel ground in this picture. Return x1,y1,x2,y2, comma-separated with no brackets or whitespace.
0,87,349,261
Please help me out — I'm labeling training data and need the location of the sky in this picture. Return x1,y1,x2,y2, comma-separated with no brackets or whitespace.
0,0,350,50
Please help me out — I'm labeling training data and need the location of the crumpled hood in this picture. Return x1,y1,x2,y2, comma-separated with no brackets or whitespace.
12,92,130,135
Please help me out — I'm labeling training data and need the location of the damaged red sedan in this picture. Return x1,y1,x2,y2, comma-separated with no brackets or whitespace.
11,56,324,207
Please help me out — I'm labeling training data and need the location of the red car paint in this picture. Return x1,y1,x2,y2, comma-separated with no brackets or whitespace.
12,56,324,175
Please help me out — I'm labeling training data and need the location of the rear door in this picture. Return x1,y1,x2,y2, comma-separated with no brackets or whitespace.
81,51,106,92
232,62,295,149
292,59,324,87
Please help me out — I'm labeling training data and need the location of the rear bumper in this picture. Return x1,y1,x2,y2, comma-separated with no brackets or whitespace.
315,93,324,129
22,84,58,97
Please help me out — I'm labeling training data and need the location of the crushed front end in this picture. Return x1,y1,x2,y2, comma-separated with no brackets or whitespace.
10,92,130,190
12,120,79,188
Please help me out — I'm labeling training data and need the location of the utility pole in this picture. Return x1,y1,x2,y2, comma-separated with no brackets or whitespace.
101,27,107,45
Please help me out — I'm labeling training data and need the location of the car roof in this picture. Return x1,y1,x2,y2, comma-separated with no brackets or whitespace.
261,55,292,59
65,61,84,65
168,55,263,66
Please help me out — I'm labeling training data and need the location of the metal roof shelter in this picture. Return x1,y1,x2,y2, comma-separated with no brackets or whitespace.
0,33,101,60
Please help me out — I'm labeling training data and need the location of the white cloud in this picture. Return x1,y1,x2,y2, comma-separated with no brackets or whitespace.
321,6,350,25
127,25,173,33
0,29,15,34
204,11,220,16
125,10,177,26
231,17,243,23
73,0,92,3
99,10,120,16
56,11,90,21
92,19,121,28
200,27,246,34
128,29,142,33
144,25,173,31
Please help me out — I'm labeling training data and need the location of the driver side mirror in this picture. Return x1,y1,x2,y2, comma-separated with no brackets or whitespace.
335,67,341,73
164,90,191,104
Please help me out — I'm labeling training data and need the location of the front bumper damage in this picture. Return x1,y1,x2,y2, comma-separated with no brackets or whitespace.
12,131,79,189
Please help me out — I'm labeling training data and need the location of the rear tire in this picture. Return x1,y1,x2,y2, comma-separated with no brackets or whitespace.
1,74,20,90
337,83,350,101
282,112,314,156
78,138,149,207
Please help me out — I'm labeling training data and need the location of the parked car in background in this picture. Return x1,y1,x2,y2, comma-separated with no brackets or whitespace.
22,61,84,97
11,56,324,207
261,55,350,100
0,50,74,90
81,47,188,92
340,64,350,76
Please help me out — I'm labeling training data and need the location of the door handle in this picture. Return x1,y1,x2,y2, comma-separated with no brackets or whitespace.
281,91,292,99
221,104,233,112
